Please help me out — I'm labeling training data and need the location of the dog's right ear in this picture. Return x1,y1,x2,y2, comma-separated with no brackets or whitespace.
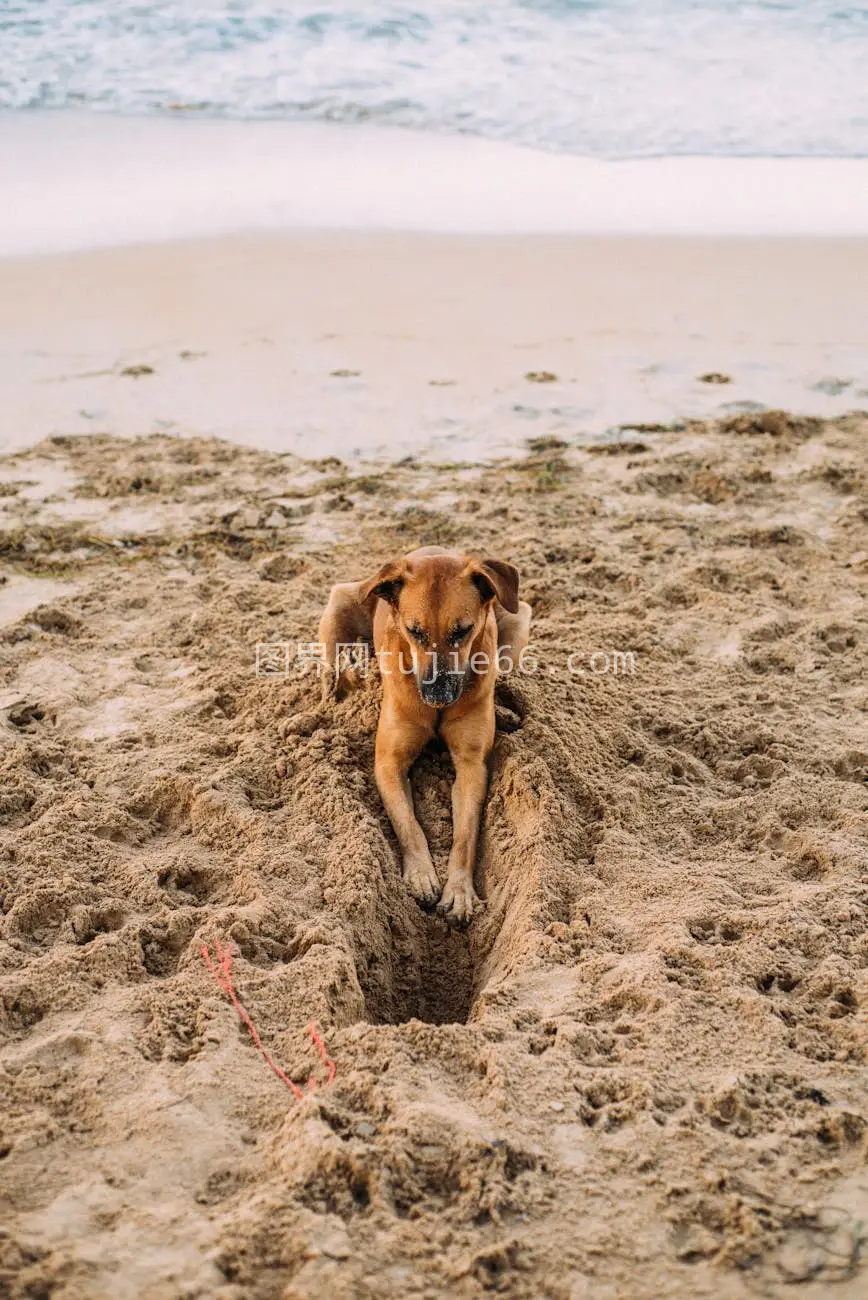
359,559,406,607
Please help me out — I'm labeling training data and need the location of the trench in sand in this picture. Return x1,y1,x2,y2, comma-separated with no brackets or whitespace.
352,687,543,1030
357,741,482,1028
364,912,478,1027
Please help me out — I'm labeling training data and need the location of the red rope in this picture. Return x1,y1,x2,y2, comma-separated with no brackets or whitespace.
201,940,335,1098
307,1019,337,1089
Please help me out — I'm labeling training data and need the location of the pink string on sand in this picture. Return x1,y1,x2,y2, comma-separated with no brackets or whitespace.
201,939,336,1099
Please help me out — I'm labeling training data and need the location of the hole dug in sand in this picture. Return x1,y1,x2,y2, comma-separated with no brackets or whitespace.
362,915,477,1027
358,746,482,1027
353,696,568,1030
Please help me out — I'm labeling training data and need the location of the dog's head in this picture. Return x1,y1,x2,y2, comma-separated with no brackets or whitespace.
360,552,519,708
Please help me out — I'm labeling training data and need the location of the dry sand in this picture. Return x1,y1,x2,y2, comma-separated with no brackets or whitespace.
2,234,868,460
1,405,867,1298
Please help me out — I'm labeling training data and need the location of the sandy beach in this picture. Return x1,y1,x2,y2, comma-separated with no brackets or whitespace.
4,0,868,1280
1,95,868,1298
1,384,867,1297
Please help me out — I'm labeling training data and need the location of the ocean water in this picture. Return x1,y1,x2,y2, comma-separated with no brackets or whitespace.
2,1,868,159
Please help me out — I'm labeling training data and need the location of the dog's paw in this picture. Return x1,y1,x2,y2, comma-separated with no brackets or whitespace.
320,676,348,707
436,875,479,927
403,855,441,911
321,667,364,706
317,676,335,707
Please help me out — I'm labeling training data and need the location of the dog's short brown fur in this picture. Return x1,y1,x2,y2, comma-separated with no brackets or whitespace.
318,547,531,923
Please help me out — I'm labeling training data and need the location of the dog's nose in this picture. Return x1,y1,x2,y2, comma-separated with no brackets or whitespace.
418,670,465,708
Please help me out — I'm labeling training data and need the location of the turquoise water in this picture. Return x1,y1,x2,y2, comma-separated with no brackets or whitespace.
1,1,867,157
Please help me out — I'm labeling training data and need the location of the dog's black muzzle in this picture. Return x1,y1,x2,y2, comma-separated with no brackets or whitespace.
417,668,466,708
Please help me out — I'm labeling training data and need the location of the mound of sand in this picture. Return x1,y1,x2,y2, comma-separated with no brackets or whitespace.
1,414,867,1298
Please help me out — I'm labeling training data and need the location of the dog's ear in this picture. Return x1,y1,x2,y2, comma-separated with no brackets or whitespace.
359,559,406,608
468,557,520,614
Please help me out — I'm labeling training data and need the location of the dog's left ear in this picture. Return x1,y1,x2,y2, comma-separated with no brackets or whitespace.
468,557,520,613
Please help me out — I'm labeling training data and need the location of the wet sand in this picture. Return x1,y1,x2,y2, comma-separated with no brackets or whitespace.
2,233,867,460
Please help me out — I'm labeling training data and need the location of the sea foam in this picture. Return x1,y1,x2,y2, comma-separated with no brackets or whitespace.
2,0,867,159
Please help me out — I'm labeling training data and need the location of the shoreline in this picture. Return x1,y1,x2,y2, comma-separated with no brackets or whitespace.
4,113,868,258
1,230,866,461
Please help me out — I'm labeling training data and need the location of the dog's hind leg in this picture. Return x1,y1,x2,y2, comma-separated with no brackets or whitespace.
494,599,532,672
317,580,377,698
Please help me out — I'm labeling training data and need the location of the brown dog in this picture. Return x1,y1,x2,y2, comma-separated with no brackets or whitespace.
318,547,531,923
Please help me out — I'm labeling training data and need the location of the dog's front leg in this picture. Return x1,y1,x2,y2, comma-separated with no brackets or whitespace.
438,711,493,924
436,752,487,924
375,714,440,908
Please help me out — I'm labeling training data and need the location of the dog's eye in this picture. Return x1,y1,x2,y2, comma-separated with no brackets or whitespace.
449,624,472,646
407,623,428,645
